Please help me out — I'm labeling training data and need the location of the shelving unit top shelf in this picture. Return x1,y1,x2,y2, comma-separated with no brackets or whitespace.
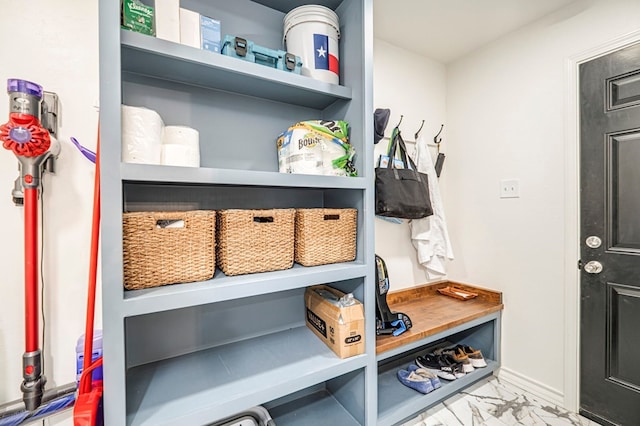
251,0,344,13
120,30,352,109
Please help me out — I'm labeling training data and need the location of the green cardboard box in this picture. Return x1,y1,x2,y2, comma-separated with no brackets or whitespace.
121,0,155,36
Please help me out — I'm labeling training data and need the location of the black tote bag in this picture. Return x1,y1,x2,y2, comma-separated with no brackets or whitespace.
375,129,433,219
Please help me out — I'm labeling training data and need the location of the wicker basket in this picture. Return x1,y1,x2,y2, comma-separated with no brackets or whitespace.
217,209,295,276
295,208,357,267
122,210,216,290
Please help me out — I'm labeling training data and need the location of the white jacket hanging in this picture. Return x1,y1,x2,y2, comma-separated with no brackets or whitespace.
409,134,454,279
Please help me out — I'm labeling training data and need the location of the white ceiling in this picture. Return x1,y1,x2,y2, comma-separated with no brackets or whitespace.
373,0,577,63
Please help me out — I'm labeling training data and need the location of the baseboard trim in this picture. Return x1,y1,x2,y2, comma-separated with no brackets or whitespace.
497,367,565,407
579,409,618,426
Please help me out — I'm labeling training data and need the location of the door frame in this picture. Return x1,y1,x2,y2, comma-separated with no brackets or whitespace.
563,28,640,413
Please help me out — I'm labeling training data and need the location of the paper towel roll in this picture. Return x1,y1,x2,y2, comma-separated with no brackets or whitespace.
121,105,164,164
161,144,200,167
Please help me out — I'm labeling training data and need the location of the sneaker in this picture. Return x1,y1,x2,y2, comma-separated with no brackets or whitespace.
437,354,466,378
396,369,435,394
415,353,458,380
406,363,442,389
455,345,487,368
435,347,474,373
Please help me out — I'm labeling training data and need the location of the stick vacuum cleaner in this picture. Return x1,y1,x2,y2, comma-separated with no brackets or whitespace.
375,255,412,336
0,79,60,411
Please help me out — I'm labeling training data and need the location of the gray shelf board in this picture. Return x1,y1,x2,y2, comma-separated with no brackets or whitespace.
268,389,361,426
376,360,499,426
376,312,501,362
252,0,344,13
122,262,367,317
121,163,367,189
121,30,352,109
125,326,367,426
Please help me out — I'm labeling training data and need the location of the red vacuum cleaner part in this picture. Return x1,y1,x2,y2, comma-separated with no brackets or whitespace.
24,188,39,353
0,113,51,157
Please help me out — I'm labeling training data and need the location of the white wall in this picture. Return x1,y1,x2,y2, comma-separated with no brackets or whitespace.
444,0,640,405
373,38,448,291
0,1,99,424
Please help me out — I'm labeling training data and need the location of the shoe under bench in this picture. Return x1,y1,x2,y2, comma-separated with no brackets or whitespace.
375,281,504,426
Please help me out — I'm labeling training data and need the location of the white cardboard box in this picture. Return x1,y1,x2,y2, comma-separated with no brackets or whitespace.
179,8,220,53
155,0,180,43
179,8,201,48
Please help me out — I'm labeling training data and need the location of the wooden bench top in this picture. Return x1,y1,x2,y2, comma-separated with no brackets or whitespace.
376,280,504,354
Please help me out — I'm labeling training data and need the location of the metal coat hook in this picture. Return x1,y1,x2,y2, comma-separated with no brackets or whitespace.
414,120,425,140
433,124,444,144
433,124,444,153
395,115,403,129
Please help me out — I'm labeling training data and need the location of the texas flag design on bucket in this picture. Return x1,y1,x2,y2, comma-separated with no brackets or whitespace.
313,33,339,76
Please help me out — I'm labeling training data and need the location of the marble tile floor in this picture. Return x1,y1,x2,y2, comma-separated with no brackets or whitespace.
401,375,600,426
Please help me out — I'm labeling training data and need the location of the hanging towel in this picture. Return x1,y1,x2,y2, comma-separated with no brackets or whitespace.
409,134,454,279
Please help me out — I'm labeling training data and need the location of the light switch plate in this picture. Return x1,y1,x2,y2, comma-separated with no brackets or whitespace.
500,179,520,198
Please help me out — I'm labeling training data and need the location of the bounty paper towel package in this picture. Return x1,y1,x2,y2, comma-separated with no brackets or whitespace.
277,120,356,177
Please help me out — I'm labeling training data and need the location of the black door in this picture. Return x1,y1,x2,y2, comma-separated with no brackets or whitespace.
580,42,640,426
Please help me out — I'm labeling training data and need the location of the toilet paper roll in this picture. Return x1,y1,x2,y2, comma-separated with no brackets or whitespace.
161,144,200,167
163,126,200,148
121,105,164,164
162,126,200,167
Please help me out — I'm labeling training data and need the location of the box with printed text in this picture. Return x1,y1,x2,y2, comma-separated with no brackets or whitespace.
304,285,365,359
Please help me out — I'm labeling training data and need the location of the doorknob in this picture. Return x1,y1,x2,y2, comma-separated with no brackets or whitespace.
586,236,602,248
584,260,603,274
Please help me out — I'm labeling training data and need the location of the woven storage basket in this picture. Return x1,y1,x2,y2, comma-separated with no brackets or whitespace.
295,208,357,267
122,210,215,290
217,209,295,276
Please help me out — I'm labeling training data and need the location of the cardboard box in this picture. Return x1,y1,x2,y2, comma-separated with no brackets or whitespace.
305,285,365,359
155,0,180,43
179,8,201,49
200,15,221,53
121,0,155,36
179,8,221,53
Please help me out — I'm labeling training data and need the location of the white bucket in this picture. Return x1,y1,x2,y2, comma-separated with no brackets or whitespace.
284,5,340,85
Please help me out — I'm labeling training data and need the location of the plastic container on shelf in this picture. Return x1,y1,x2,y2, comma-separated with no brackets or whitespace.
284,5,340,84
76,330,103,385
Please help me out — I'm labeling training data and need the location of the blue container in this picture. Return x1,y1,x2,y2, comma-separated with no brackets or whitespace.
76,330,103,385
221,35,302,74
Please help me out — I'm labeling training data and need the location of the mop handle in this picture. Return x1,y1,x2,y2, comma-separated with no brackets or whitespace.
82,128,100,392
